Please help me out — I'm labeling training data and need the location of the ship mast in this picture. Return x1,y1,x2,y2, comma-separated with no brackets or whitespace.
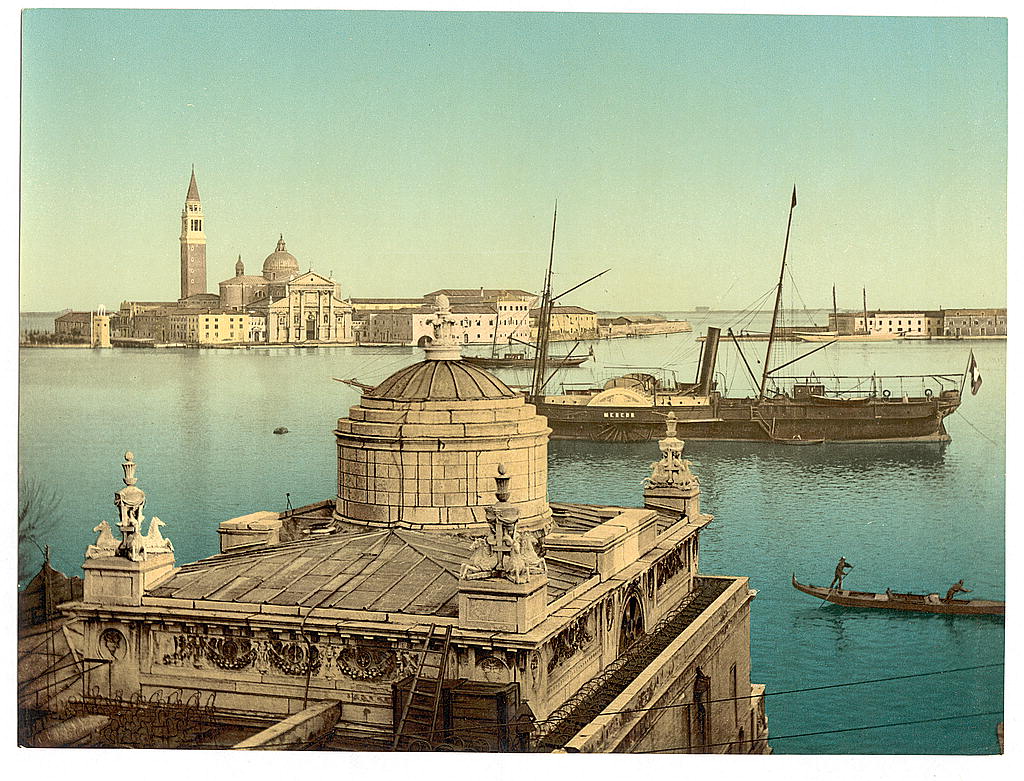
832,285,838,332
759,186,797,400
530,203,558,400
862,287,868,336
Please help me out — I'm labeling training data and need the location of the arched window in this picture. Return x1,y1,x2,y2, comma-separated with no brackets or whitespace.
694,668,712,748
619,592,645,654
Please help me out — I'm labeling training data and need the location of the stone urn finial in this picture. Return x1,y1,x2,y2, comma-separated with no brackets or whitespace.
122,451,138,486
665,411,678,438
495,463,511,503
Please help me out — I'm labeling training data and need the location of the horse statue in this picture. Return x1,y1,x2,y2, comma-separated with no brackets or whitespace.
142,516,174,555
460,537,498,580
86,520,119,559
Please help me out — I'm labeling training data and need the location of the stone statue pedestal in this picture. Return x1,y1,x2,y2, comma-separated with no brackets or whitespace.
218,511,283,552
458,575,548,633
643,483,701,518
83,552,176,606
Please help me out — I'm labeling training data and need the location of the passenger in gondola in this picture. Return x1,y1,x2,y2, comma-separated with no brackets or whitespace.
944,580,972,602
830,557,853,590
885,587,894,599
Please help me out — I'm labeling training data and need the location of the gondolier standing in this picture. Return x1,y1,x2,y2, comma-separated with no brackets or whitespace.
945,579,972,602
830,557,853,590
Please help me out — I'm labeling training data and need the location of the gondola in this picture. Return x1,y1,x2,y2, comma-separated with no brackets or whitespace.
791,574,1004,616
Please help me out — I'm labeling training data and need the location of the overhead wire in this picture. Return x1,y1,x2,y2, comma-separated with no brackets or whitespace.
637,710,1003,754
381,661,1005,743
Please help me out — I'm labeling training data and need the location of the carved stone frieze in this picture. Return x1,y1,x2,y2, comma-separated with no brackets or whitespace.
546,611,595,674
336,644,410,680
656,542,687,589
159,631,412,681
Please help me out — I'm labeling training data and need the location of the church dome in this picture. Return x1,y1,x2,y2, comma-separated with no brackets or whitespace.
369,359,516,403
262,235,300,281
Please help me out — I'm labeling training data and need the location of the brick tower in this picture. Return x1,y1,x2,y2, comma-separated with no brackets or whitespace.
179,166,207,299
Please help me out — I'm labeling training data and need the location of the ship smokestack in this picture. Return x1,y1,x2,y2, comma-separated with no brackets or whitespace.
695,327,721,395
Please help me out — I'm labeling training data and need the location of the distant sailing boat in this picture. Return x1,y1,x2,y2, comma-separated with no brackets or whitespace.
795,287,903,342
463,210,598,370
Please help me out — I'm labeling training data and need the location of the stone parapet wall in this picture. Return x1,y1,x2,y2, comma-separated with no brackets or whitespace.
558,576,762,753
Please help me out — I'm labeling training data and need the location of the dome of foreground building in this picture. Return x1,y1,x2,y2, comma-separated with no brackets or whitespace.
334,295,551,532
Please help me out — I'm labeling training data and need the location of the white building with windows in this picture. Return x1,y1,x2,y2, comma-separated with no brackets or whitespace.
362,290,536,346
866,311,943,336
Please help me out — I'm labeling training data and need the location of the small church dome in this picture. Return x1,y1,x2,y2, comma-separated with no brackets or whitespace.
262,235,300,281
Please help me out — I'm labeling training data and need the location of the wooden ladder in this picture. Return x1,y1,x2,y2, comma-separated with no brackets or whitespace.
391,623,454,750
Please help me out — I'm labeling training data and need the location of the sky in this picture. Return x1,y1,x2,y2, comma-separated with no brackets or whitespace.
18,9,1008,313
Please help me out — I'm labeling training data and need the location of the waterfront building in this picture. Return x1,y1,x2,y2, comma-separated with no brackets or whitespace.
53,311,93,341
361,289,536,346
866,311,943,337
941,308,1007,337
128,306,178,344
827,312,867,335
827,309,1007,338
50,310,110,347
21,297,768,753
350,297,428,314
424,288,536,345
362,301,531,346
168,310,251,346
180,167,207,300
596,315,692,338
530,305,599,341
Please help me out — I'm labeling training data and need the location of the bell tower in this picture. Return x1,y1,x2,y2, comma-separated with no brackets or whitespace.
179,166,207,300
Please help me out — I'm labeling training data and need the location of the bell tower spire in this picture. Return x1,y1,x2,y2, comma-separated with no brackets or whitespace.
180,166,207,300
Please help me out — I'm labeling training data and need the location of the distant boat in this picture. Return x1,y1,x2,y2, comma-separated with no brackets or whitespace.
791,574,1004,616
273,427,289,435
794,331,903,342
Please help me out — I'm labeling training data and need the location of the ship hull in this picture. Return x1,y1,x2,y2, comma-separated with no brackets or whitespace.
533,395,958,443
464,355,588,369
794,332,904,342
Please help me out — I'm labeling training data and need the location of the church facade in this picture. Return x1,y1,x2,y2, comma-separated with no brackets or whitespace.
223,244,353,344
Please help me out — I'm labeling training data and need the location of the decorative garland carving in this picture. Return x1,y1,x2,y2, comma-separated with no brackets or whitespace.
207,636,259,670
546,612,594,674
160,632,411,681
336,645,398,680
269,640,322,676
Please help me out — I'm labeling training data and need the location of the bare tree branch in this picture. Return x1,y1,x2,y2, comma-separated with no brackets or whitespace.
18,475,61,582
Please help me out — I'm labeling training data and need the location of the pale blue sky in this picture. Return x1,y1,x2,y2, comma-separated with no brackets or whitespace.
19,10,1007,312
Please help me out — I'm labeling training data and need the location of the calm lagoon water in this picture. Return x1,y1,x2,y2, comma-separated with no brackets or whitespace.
18,313,1005,754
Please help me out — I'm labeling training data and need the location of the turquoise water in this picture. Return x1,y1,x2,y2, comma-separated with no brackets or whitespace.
17,315,1004,754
